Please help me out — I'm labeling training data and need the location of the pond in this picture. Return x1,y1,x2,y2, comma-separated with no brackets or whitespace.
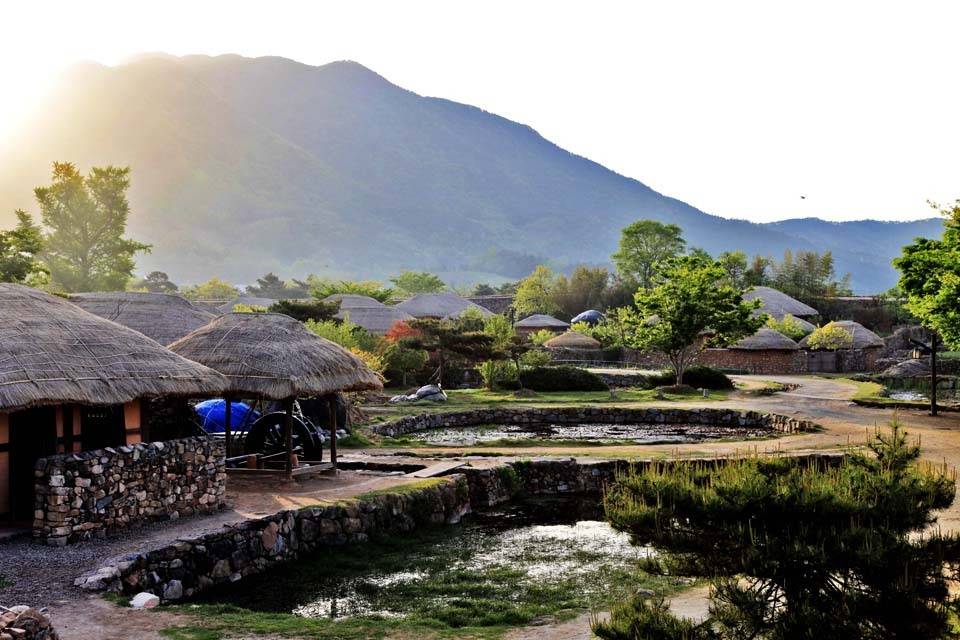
407,422,775,446
196,497,685,629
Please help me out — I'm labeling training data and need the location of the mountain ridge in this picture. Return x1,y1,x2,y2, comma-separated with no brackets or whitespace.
0,54,941,292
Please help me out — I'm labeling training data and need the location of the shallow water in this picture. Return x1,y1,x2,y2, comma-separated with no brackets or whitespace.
199,497,658,621
411,422,773,446
888,391,928,402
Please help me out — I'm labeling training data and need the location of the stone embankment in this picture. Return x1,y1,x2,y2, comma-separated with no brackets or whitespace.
0,606,59,639
34,438,226,546
370,407,818,439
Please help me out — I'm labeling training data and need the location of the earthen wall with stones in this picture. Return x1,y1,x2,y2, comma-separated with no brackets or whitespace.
698,349,806,374
368,406,819,439
34,437,226,546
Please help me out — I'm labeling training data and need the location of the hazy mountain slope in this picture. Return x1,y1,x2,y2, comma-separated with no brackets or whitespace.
0,55,939,292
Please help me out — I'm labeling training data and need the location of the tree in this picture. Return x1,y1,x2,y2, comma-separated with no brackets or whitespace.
131,271,178,294
180,278,240,301
768,249,851,304
895,200,960,348
622,256,763,384
596,423,960,639
611,220,686,289
805,322,854,350
765,313,811,340
308,277,395,303
267,299,339,322
716,250,748,288
0,209,46,284
401,318,497,387
513,265,560,317
390,270,446,295
246,273,310,299
32,162,150,291
550,266,610,318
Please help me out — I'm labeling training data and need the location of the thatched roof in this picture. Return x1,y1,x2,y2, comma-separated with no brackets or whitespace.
0,284,228,412
339,307,415,335
395,293,494,319
169,313,383,399
515,314,570,330
730,328,799,351
543,331,601,350
743,287,818,318
69,292,216,346
798,320,885,350
216,296,280,313
324,294,386,310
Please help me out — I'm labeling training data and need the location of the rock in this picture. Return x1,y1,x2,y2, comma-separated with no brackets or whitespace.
162,580,183,601
129,592,160,609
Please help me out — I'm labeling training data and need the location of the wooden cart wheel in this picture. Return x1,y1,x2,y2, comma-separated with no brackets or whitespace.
244,412,323,461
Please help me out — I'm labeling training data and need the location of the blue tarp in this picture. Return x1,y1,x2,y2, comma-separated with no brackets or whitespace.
195,399,261,434
571,309,605,325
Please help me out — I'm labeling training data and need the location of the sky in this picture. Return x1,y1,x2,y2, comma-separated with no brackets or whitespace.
2,0,958,223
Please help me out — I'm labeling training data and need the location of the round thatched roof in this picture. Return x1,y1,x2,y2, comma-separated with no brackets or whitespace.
0,284,228,412
169,313,383,399
730,327,799,351
798,321,885,349
543,331,601,350
324,294,386,310
743,286,818,318
515,314,570,329
395,293,494,319
339,307,415,335
69,291,216,346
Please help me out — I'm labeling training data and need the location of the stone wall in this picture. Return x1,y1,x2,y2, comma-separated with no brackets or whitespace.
34,437,226,546
698,349,806,375
369,406,819,438
78,476,471,601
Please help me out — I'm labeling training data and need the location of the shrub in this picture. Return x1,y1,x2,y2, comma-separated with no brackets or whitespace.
519,348,553,368
645,366,733,390
478,360,516,390
528,329,555,346
806,322,853,350
765,313,811,339
518,366,608,392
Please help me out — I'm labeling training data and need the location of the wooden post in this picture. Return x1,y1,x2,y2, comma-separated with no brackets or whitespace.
931,333,939,417
223,396,232,457
284,398,294,479
327,394,338,471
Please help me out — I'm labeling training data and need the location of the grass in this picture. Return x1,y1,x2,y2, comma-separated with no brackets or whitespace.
355,478,447,500
161,501,685,640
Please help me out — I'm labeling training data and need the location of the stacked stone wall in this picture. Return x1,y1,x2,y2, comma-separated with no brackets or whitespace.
698,349,806,374
34,437,226,546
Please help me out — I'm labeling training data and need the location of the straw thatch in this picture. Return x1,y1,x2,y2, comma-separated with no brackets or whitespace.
730,328,799,351
169,313,383,399
339,307,415,335
0,284,228,413
798,321,884,350
324,294,386,310
743,286,818,318
395,293,494,319
543,331,602,350
69,292,216,346
515,314,570,330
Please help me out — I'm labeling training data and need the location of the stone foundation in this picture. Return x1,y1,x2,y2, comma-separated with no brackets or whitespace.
369,406,819,438
34,437,226,546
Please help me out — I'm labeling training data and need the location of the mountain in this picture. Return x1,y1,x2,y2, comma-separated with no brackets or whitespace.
0,55,941,292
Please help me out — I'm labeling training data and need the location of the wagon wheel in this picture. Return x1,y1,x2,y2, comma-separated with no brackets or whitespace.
244,412,323,462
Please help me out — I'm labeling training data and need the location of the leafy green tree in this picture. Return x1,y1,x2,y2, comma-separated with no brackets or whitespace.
246,272,310,299
0,209,46,284
611,220,686,289
596,423,960,640
472,283,497,296
765,313,811,340
895,200,960,348
806,322,854,350
550,266,610,318
717,250,748,288
383,342,429,387
180,278,240,301
130,271,178,294
402,318,497,387
745,254,771,287
528,329,555,346
768,249,852,304
32,162,150,291
622,256,763,384
390,270,446,295
268,298,339,323
308,277,395,303
513,265,560,317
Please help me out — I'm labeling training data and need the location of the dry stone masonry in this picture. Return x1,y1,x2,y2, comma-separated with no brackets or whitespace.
34,437,226,546
369,407,819,439
0,606,59,640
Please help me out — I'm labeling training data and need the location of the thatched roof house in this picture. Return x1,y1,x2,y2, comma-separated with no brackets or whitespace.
0,284,228,520
515,314,570,334
69,291,216,346
339,307,415,335
730,328,799,351
743,287,818,319
395,293,494,319
0,285,227,412
543,331,601,350
798,321,884,350
169,313,383,400
323,294,386,310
